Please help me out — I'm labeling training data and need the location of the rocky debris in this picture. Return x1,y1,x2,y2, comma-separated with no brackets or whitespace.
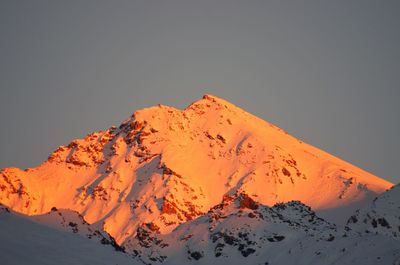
161,194,204,224
100,233,125,252
0,171,34,212
146,222,160,233
188,250,204,260
266,235,285,242
271,201,335,232
90,185,109,201
0,204,10,213
68,221,79,233
160,164,182,179
282,167,291,177
48,129,118,167
161,199,179,215
211,231,257,258
216,134,226,144
238,193,259,210
135,224,168,249
0,173,28,197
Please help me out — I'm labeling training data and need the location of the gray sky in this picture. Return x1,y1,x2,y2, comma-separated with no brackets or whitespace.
0,1,399,184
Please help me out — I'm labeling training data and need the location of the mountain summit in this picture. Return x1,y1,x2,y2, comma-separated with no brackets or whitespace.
0,94,392,248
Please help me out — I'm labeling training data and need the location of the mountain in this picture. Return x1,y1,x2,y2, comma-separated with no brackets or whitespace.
0,204,134,265
2,191,400,265
124,191,400,265
0,94,397,264
347,184,400,239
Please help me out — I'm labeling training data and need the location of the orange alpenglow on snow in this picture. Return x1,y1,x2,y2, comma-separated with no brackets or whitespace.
0,94,393,244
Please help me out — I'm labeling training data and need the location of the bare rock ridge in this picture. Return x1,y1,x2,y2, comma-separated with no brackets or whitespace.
0,94,395,262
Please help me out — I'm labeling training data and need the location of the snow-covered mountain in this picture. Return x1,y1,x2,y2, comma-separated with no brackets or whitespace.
347,184,400,239
0,204,133,265
125,191,400,265
0,94,398,264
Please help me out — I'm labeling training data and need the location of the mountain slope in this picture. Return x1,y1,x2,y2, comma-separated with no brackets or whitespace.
123,192,400,265
2,190,400,265
0,94,392,248
347,184,400,239
0,205,135,265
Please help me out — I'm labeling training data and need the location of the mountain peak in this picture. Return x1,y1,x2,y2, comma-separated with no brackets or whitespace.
185,94,242,113
199,94,236,107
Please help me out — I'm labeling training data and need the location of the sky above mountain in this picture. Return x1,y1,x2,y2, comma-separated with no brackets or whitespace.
0,0,399,184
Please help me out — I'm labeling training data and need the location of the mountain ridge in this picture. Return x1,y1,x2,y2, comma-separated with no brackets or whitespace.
0,94,393,248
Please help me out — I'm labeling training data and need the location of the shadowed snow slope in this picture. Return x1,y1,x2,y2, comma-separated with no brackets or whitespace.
0,95,394,256
0,205,135,265
347,184,400,239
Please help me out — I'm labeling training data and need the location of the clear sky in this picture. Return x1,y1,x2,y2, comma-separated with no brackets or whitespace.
0,1,399,184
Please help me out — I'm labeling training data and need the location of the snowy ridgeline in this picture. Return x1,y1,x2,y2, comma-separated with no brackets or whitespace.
1,186,400,265
0,95,398,264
